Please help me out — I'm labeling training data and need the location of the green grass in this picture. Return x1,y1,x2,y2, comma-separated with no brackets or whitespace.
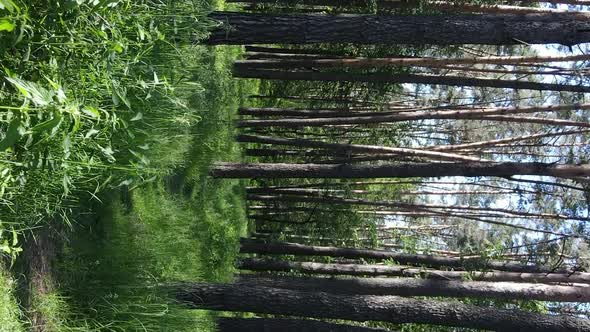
0,0,215,258
0,264,25,332
0,0,257,329
50,46,256,331
28,290,73,332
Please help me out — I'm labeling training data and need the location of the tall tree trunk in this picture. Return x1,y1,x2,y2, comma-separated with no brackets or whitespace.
233,67,590,93
217,317,393,332
238,107,359,117
236,103,590,128
238,258,590,284
244,45,334,55
207,12,590,46
238,238,564,273
237,134,487,162
428,2,589,16
244,52,590,68
247,193,588,222
210,161,590,180
176,282,590,331
430,129,589,152
239,114,590,127
229,0,590,6
236,274,590,302
229,0,589,15
236,53,590,69
240,58,583,76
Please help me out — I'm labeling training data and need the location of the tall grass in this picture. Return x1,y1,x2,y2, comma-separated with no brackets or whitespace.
0,0,257,330
52,46,255,331
0,263,25,331
0,0,215,259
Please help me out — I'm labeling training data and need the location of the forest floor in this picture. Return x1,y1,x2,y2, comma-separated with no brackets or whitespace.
1,45,257,331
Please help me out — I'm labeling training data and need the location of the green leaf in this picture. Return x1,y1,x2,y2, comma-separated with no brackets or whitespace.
0,116,22,151
137,23,146,41
62,174,71,196
111,82,131,109
117,179,133,187
0,241,10,253
0,0,20,13
32,113,62,135
6,77,54,106
82,106,101,119
0,17,14,32
130,112,143,121
62,135,71,158
11,228,17,246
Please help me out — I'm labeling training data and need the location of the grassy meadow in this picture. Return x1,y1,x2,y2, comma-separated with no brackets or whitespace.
0,0,256,330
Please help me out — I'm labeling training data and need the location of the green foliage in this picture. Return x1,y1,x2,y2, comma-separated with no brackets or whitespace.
0,0,255,330
0,264,25,332
0,0,214,260
52,45,254,331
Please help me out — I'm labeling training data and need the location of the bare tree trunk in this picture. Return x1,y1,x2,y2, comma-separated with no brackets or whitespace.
229,0,590,6
207,12,590,46
236,103,590,128
248,193,588,222
430,129,589,152
210,161,590,180
176,282,590,331
244,45,335,55
428,2,590,16
229,0,589,15
239,107,358,117
238,258,590,284
237,274,590,302
237,134,487,162
217,317,394,332
233,67,590,93
238,239,564,273
236,53,590,69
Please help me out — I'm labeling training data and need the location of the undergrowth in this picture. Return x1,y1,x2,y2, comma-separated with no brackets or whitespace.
53,46,255,331
1,0,256,330
0,0,213,260
0,264,25,331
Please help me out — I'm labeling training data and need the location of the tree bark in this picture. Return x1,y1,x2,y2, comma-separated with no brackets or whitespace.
210,161,590,179
238,258,590,284
236,53,590,69
430,129,589,151
239,59,584,76
176,282,590,331
238,239,564,273
248,193,588,222
233,67,590,93
207,12,590,46
217,317,395,332
237,134,487,162
236,274,590,302
236,103,590,128
432,2,589,16
228,0,590,6
238,107,358,117
229,0,590,16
